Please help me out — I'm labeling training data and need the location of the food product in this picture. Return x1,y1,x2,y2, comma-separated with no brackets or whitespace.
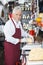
37,22,41,27
28,48,43,61
26,38,33,44
38,13,43,18
29,30,35,36
36,17,42,23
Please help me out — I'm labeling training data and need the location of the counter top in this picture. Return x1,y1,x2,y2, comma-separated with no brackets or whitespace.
21,44,41,50
26,61,43,65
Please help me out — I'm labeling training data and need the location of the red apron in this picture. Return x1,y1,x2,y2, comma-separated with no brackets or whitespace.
4,19,21,65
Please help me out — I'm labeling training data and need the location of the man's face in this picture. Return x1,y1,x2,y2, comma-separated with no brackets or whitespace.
12,10,22,22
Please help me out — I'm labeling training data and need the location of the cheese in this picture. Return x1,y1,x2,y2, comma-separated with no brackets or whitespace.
28,48,43,61
26,38,34,44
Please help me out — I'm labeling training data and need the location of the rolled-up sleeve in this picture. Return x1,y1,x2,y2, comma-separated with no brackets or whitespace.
3,21,19,45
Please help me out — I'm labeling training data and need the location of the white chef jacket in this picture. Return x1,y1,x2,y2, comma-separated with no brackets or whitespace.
3,18,29,45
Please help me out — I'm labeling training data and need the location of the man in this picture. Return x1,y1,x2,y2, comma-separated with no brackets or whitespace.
4,6,33,65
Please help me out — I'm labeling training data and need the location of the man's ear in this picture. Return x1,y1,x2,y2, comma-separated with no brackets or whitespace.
10,13,12,18
12,13,15,18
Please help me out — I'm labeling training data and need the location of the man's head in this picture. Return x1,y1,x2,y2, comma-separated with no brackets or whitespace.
12,6,22,22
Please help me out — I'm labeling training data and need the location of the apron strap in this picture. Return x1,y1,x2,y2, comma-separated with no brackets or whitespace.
11,18,16,28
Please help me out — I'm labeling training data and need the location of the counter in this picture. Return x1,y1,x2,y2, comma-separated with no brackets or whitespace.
21,44,41,50
21,44,43,65
26,61,43,65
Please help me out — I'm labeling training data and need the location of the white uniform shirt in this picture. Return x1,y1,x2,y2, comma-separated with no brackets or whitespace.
3,19,28,45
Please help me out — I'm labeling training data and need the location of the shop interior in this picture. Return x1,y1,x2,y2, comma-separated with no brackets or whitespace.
0,0,43,65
